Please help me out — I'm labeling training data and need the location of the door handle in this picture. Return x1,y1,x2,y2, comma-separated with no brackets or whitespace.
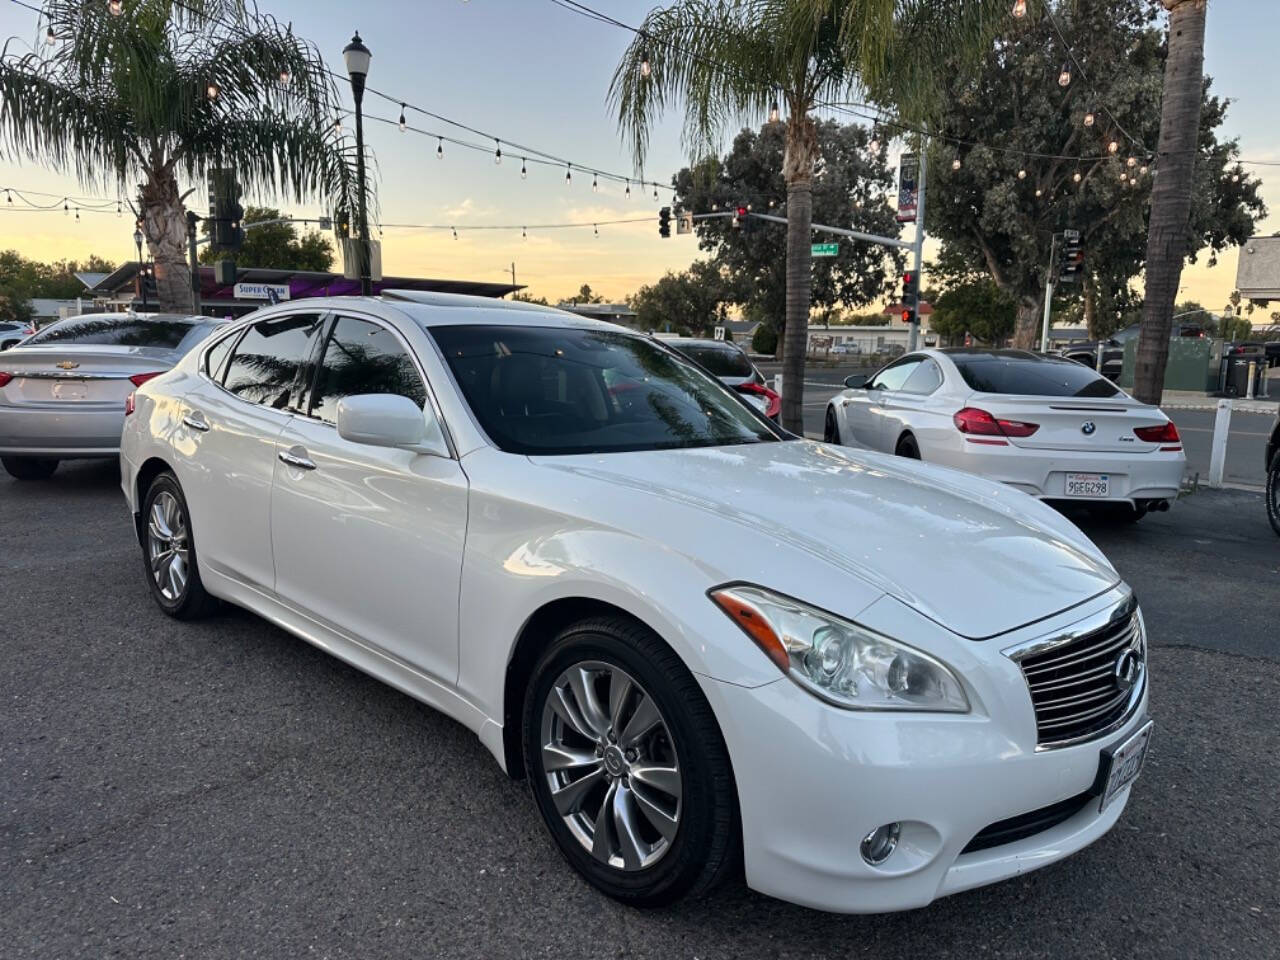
278,449,317,471
182,413,210,432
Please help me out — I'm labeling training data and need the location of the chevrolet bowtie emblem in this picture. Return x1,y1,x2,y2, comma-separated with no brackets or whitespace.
56,361,80,370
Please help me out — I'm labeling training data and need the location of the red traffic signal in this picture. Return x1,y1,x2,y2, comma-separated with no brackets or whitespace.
736,206,748,218
901,308,912,324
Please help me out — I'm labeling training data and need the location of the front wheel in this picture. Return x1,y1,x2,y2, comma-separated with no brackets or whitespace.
1,456,59,480
823,406,840,443
1267,452,1280,537
140,472,220,620
522,616,738,907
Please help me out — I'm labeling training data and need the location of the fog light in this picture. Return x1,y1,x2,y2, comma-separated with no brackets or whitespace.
860,822,901,865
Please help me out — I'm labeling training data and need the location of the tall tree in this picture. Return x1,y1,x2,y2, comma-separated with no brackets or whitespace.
629,260,734,334
673,120,903,355
1133,0,1207,403
0,0,359,313
199,206,333,271
925,0,1261,351
611,0,1006,433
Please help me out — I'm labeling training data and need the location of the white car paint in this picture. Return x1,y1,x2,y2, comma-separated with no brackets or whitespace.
120,296,1150,913
826,348,1186,508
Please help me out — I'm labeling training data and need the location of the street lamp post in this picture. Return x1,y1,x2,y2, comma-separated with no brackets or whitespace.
133,227,148,310
343,31,373,297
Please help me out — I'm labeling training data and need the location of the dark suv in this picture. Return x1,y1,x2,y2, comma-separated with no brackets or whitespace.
1267,408,1279,536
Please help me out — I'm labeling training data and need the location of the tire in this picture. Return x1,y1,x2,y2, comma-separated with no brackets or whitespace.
895,434,921,460
139,472,220,620
823,406,840,443
522,616,739,907
1,456,59,480
1267,452,1280,538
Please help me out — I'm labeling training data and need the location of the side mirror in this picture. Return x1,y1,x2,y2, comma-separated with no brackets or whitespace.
843,374,869,389
336,393,449,457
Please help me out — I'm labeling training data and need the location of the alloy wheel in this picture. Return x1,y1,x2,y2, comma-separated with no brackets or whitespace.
540,661,682,871
147,491,190,601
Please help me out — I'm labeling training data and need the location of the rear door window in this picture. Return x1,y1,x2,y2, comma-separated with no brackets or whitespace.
900,358,943,395
951,353,1120,397
23,315,197,349
221,314,323,411
308,317,427,425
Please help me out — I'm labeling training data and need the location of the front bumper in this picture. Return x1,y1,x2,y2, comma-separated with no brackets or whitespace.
0,402,124,458
699,591,1149,914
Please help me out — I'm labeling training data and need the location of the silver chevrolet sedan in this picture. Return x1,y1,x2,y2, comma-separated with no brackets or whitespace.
0,312,225,480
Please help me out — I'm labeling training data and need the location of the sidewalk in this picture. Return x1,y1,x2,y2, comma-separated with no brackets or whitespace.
1159,389,1278,415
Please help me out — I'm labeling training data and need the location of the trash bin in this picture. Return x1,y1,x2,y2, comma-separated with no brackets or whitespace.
1223,348,1266,397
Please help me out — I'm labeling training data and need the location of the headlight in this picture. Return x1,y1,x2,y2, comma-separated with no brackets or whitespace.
710,584,969,712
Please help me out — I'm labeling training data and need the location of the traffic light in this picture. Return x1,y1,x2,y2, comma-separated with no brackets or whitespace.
658,206,671,238
206,167,244,252
732,204,750,231
335,207,351,240
1058,229,1084,283
901,270,919,324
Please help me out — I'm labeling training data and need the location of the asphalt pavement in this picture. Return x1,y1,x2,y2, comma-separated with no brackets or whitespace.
755,360,1276,488
2,461,1278,959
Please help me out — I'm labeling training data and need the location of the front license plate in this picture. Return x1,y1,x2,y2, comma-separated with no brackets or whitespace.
1098,720,1153,813
50,379,87,400
1066,472,1110,497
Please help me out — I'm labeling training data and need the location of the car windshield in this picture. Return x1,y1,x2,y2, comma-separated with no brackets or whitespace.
668,342,753,378
23,315,199,350
431,324,781,455
950,351,1121,397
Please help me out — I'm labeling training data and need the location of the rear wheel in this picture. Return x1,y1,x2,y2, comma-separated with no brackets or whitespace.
1,456,59,480
522,616,738,907
140,472,220,620
1267,451,1280,537
895,434,921,459
823,407,840,443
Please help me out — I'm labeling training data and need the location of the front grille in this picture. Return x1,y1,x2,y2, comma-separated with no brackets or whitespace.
961,791,1092,854
1017,608,1143,748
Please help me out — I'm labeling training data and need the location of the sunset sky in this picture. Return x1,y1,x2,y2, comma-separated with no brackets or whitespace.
0,0,1274,314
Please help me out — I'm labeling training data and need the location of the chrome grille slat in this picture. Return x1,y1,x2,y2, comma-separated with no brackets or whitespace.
1014,609,1144,748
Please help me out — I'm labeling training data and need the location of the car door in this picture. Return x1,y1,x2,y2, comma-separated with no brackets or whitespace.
842,357,922,450
269,312,468,685
172,312,323,591
879,356,943,452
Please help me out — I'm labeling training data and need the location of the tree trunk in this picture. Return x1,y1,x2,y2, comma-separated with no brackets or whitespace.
141,166,195,314
1011,295,1042,349
1084,279,1099,339
780,112,817,435
1134,0,1207,405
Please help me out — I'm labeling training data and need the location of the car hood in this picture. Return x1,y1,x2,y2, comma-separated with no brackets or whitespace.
531,439,1119,640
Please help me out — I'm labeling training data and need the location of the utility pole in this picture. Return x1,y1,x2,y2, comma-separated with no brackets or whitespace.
510,262,517,290
908,142,928,353
186,211,201,315
1040,233,1057,353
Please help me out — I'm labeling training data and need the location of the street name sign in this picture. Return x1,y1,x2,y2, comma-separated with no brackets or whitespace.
812,243,839,257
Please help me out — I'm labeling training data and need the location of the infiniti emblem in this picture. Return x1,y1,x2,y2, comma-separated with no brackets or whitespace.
1081,421,1097,436
1113,649,1142,692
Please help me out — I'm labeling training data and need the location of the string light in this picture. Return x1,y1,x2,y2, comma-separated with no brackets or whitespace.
1073,170,1082,183
437,137,443,159
1231,173,1240,183
521,157,527,179
653,184,659,201
279,69,291,85
565,164,572,186
1017,169,1027,179
769,100,779,123
1035,188,1043,197
522,226,527,239
44,25,55,45
452,226,457,239
108,0,123,15
625,179,631,199
639,49,650,77
1139,164,1148,176
335,115,343,133
592,173,599,192
1012,0,1027,17
206,82,220,100
74,207,79,221
952,157,961,170
1126,156,1137,168
5,190,10,204
593,223,598,237
494,139,502,165
1108,139,1119,154
63,198,68,213
116,200,121,216
1084,109,1095,127
868,135,880,153
399,104,407,132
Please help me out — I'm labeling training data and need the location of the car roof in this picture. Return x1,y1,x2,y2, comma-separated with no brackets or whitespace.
935,348,1067,363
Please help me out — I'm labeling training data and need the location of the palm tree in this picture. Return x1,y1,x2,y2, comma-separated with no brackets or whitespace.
611,0,1005,433
1133,0,1206,405
0,0,360,313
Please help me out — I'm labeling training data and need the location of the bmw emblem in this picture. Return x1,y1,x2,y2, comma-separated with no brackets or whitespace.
1081,421,1097,436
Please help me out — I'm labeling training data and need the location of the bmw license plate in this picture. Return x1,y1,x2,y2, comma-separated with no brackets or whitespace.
1098,720,1153,813
1066,472,1110,497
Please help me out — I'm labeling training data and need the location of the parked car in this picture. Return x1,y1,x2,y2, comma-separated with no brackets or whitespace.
825,348,1185,521
0,320,36,350
122,293,1152,913
1267,407,1279,536
1060,322,1207,382
0,312,225,480
663,336,780,421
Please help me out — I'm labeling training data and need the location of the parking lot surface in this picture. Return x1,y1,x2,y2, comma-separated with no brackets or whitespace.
2,462,1278,959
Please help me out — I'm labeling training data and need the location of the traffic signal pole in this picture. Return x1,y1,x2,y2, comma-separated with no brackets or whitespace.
908,145,927,352
1040,233,1058,353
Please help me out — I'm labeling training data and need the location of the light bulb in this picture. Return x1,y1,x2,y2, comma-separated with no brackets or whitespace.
45,26,55,45
1035,188,1043,197
1129,178,1137,187
279,69,291,85
335,116,343,133
63,198,68,213
75,208,80,221
565,165,572,185
769,101,779,123
653,185,659,201
1058,63,1071,87
592,174,598,192
868,138,880,153
768,199,775,208
1231,173,1240,183
625,180,631,199
5,190,10,203
594,223,598,237
1139,165,1148,175
639,50,650,77
522,226,527,239
109,0,123,16
952,158,961,170
1018,169,1027,180
1073,170,1082,183
116,201,121,216
1084,110,1095,127
1126,156,1137,168
399,105,407,132
521,158,527,179
494,140,502,165
437,137,443,159
452,227,457,240
206,82,219,100
1108,140,1119,154
1012,0,1027,17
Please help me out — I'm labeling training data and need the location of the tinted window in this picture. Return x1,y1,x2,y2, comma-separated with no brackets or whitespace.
309,317,427,424
204,330,239,380
222,314,321,410
950,353,1120,397
900,358,943,395
431,325,779,455
868,357,922,392
24,315,197,349
669,342,753,378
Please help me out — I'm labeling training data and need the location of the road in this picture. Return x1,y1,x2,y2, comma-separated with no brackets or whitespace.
2,463,1278,959
756,361,1276,488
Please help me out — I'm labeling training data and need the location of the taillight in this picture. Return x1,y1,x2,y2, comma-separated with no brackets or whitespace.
735,381,782,420
952,407,1040,439
1134,421,1180,443
129,371,164,387
124,392,136,416
0,372,12,388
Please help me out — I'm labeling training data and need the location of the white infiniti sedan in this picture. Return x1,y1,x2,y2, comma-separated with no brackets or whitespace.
120,294,1152,914
824,348,1186,520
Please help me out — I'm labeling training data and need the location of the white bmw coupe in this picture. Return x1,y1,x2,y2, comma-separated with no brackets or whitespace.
121,293,1152,913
